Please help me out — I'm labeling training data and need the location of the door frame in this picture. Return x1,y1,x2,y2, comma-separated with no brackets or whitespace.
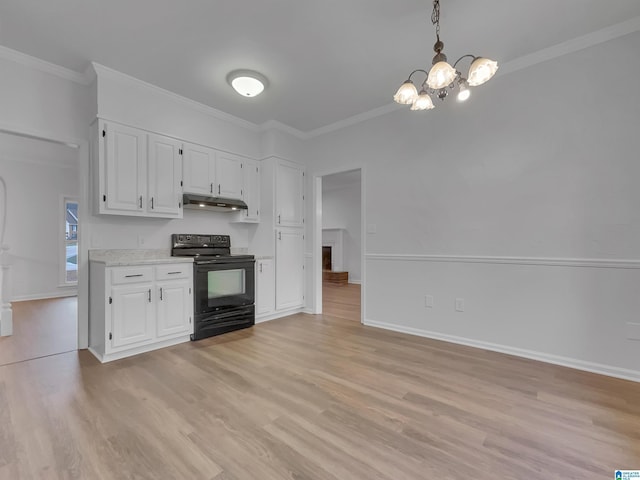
311,166,365,323
0,124,89,348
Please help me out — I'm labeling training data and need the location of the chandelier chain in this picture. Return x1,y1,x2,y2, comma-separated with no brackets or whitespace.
431,0,441,40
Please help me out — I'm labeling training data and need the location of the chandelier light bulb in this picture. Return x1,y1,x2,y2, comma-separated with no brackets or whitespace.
410,90,435,111
457,80,470,102
427,61,457,90
467,58,499,86
393,81,418,105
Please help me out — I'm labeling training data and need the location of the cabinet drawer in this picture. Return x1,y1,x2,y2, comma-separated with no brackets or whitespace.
155,263,192,281
110,266,153,285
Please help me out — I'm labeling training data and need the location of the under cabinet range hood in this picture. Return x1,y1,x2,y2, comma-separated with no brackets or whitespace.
182,194,248,212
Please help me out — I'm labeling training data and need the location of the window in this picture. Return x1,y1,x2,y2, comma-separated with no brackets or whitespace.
64,199,78,284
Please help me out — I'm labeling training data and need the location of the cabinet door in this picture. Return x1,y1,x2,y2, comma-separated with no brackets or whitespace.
148,134,183,217
256,259,274,315
183,143,216,195
110,284,154,349
156,280,192,338
216,152,243,200
275,229,304,310
276,161,304,226
243,159,260,222
104,122,146,212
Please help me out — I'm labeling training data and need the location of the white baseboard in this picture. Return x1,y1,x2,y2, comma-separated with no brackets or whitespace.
348,279,361,285
364,319,640,383
12,290,78,302
256,307,305,324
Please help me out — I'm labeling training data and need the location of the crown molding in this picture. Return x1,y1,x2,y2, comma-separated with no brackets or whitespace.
259,120,309,139
306,103,404,139
0,45,89,85
91,62,262,134
498,15,640,77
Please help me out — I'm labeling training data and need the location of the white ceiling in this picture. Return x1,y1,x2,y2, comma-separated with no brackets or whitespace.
1,1,640,133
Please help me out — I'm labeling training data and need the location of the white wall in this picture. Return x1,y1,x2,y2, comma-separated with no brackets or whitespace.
305,31,640,380
322,181,361,282
0,133,79,300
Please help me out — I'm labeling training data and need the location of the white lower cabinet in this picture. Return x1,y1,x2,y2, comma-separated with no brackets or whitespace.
111,283,154,348
256,258,275,316
90,260,193,363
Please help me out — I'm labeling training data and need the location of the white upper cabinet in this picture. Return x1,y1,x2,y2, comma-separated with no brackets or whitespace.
276,160,304,227
183,143,216,196
148,133,183,216
183,147,244,201
242,159,260,222
216,152,244,200
96,120,183,219
104,122,146,213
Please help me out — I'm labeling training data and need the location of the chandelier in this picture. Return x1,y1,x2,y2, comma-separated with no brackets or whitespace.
393,0,498,111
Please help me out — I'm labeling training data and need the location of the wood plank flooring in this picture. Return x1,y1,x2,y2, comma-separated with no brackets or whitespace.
1,311,639,479
0,297,77,366
323,282,360,322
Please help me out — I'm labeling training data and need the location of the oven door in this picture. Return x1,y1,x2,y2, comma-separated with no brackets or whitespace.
194,259,255,314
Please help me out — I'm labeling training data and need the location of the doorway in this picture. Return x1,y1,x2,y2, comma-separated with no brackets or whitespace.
0,131,80,365
314,168,364,323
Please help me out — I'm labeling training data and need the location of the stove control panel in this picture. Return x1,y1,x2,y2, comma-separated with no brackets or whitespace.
172,234,230,248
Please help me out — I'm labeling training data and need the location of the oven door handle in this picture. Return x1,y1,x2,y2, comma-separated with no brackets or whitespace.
204,310,248,321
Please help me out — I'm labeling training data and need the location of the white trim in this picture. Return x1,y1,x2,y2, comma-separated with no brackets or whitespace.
255,307,305,324
307,103,403,138
89,335,190,363
498,15,640,78
12,290,77,302
348,280,362,285
0,124,81,150
0,45,89,85
364,319,640,383
260,120,308,140
366,253,640,270
92,62,262,134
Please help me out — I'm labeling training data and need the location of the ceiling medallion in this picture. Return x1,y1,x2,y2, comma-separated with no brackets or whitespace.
226,70,268,97
393,0,498,111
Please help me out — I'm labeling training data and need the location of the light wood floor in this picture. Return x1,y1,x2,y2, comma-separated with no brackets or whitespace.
0,297,77,366
1,312,640,479
323,282,360,322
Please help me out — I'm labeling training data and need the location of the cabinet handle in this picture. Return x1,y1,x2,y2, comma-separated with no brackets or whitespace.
167,271,182,275
125,274,143,278
139,196,143,208
278,232,282,240
278,214,281,224
260,263,263,273
160,287,163,301
210,183,213,193
148,289,152,303
218,184,221,195
151,197,154,209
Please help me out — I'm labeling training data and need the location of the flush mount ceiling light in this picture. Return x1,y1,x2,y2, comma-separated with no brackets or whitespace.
393,0,498,111
226,70,268,97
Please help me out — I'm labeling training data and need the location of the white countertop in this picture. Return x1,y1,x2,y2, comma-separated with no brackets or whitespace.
89,249,193,266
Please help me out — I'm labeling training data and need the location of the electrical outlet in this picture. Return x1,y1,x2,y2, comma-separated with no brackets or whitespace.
455,298,465,312
425,295,434,308
627,322,640,341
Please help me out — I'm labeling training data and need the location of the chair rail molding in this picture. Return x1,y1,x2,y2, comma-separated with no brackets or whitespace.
366,253,640,269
